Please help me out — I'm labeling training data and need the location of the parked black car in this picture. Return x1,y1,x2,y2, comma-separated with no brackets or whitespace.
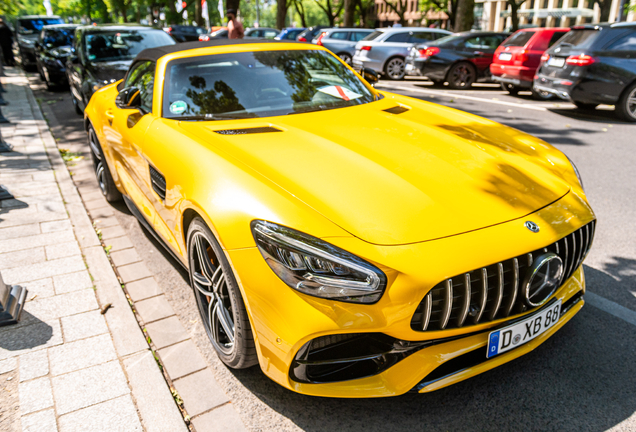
16,15,64,69
165,25,207,42
534,22,636,122
35,24,77,88
67,24,175,115
405,31,509,89
296,26,327,42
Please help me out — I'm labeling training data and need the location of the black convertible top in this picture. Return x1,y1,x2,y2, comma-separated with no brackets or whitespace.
135,38,291,62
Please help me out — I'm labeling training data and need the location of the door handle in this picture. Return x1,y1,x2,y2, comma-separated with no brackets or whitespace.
473,51,485,56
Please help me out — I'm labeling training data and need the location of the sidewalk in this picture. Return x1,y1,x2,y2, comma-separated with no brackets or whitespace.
0,68,188,431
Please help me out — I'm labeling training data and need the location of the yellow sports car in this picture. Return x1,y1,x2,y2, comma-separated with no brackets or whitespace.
84,40,595,398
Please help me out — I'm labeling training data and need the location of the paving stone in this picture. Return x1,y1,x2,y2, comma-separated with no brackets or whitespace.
21,278,55,301
0,230,76,255
126,277,162,302
52,270,93,294
82,198,109,212
0,247,46,270
93,216,119,228
19,377,53,415
0,223,39,240
0,210,68,229
32,171,56,182
58,394,143,432
88,206,114,219
19,350,49,382
22,289,98,324
51,360,130,415
109,248,141,267
0,320,63,360
80,190,104,202
135,295,175,324
0,357,17,374
49,334,117,376
99,225,126,240
191,404,247,432
145,316,189,349
45,241,81,260
173,368,229,416
117,262,152,284
123,351,188,432
21,409,58,432
60,310,109,342
104,236,134,252
37,201,66,213
40,219,72,233
3,255,86,284
158,340,207,380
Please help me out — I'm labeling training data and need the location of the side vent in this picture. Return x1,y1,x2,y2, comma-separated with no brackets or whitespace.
149,165,166,201
214,126,282,135
383,106,410,115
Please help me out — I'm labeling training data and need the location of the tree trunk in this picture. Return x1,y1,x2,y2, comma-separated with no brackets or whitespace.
598,0,612,21
226,0,240,14
294,0,308,27
508,0,520,31
344,0,355,26
277,0,287,29
195,0,203,25
454,0,474,31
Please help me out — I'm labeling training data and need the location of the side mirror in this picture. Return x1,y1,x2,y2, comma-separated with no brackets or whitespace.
361,67,379,86
115,86,141,110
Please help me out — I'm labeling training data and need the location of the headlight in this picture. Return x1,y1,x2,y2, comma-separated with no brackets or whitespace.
251,220,387,304
565,154,584,190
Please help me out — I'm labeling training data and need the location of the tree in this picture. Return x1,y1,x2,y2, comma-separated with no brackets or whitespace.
427,0,458,29
593,0,612,21
354,0,375,27
384,0,409,26
343,0,355,26
454,0,473,31
505,0,527,32
314,0,343,26
276,0,288,29
291,0,308,26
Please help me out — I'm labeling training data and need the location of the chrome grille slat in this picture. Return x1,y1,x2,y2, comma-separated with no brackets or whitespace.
411,221,596,332
440,279,453,330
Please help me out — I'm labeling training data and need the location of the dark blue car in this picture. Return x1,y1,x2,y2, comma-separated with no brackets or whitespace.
275,27,306,41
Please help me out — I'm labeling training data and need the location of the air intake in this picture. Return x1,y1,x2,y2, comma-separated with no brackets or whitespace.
383,106,410,114
214,126,282,135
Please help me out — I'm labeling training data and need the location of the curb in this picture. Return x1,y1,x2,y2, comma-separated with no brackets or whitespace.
21,70,189,432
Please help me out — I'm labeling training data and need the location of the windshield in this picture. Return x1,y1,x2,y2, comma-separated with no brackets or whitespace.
362,31,383,41
163,50,376,120
554,29,599,50
42,29,73,47
19,18,64,34
85,30,175,62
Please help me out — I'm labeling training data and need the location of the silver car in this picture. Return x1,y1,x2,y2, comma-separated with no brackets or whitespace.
311,28,375,65
352,27,452,80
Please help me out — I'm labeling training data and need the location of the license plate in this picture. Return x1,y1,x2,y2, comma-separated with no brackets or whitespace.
498,52,512,61
547,57,565,68
487,300,561,358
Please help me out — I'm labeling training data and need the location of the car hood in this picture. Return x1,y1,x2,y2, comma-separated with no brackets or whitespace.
87,60,132,82
180,95,571,246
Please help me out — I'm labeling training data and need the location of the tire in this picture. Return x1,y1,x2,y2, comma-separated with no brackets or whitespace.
615,82,636,122
430,79,444,87
338,53,352,65
501,83,520,95
531,87,553,100
384,57,405,81
187,218,258,369
573,101,598,111
447,62,476,89
88,125,122,202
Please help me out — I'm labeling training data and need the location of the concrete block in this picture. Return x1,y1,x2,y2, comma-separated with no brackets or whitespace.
0,357,17,374
22,278,55,301
93,216,119,228
123,350,188,432
0,247,46,270
2,255,86,284
49,334,117,376
23,289,98,323
88,206,114,219
109,248,141,267
145,316,189,349
157,340,207,380
19,377,53,415
0,230,75,254
60,310,109,343
19,350,49,382
135,295,175,324
40,219,72,233
104,236,134,252
51,360,130,415
99,225,126,240
21,408,57,432
191,404,247,432
173,368,229,416
117,262,152,284
0,223,40,240
53,270,93,294
45,241,82,260
126,277,162,302
58,394,143,432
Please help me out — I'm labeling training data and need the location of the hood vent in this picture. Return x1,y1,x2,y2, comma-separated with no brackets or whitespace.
214,126,282,135
383,106,410,115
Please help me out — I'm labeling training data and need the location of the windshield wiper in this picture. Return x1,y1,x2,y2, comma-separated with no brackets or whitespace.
174,113,258,121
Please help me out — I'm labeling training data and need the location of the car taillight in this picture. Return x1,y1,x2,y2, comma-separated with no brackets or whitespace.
540,53,550,63
316,32,327,46
361,45,372,51
418,47,439,57
298,37,306,42
167,27,172,33
199,35,210,41
566,54,595,66
516,50,528,63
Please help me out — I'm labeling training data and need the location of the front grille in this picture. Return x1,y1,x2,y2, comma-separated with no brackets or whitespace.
411,220,596,332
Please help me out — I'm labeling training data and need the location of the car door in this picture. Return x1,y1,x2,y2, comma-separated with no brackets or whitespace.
595,30,636,101
462,36,492,72
107,60,159,224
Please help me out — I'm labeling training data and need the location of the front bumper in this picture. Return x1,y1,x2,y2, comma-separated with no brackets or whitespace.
228,189,594,397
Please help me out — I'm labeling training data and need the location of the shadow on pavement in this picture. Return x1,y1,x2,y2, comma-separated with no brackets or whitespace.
585,262,636,312
0,311,53,353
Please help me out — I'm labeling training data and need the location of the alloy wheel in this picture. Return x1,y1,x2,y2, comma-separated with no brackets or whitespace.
385,58,405,80
339,53,352,65
190,232,236,355
628,88,636,119
450,64,474,88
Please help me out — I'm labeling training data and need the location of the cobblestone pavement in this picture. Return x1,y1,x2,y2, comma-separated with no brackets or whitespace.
0,68,188,432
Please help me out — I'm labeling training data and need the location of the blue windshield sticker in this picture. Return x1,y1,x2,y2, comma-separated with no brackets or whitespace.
170,101,187,114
